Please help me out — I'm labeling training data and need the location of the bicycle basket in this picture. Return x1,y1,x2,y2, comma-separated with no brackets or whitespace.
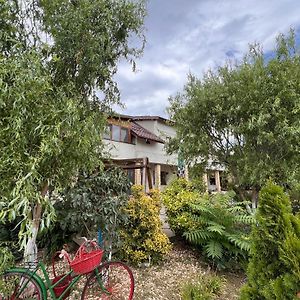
70,240,104,275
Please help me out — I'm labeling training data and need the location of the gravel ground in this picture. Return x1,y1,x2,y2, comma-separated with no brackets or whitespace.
131,241,245,300
20,242,244,299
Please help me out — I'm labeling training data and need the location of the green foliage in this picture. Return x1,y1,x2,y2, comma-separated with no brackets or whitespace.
40,167,131,255
181,273,226,300
0,0,145,266
41,0,146,98
0,221,23,260
288,183,300,214
120,185,171,265
0,49,103,248
240,181,300,300
0,246,14,275
161,178,205,233
184,193,254,268
162,181,254,268
168,30,300,201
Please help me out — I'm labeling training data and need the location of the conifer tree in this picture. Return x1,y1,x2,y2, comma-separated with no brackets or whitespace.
240,182,300,300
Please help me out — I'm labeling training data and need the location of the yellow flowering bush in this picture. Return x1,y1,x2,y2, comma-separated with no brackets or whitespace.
120,185,171,265
162,178,203,233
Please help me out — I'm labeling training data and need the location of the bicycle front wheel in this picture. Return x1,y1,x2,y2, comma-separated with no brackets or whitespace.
0,271,43,300
81,261,134,300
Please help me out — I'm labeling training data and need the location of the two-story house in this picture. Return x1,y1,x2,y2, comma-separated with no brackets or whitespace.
103,114,225,192
103,115,179,191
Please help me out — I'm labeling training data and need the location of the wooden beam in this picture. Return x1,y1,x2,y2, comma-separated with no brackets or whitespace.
142,157,148,191
109,158,144,163
147,166,153,190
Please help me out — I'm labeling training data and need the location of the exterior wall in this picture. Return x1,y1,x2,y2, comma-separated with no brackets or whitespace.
104,120,178,166
154,121,176,139
135,120,156,133
135,120,176,140
148,163,177,191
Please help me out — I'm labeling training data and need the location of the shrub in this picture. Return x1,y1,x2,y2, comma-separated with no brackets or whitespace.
39,167,131,256
288,183,300,214
240,181,300,300
181,273,226,300
0,246,14,295
162,178,203,233
0,220,23,260
120,185,171,265
183,192,254,269
162,180,254,269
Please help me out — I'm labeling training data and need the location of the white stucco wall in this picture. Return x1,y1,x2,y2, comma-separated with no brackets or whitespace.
135,120,156,133
104,119,178,166
104,137,177,166
135,120,176,139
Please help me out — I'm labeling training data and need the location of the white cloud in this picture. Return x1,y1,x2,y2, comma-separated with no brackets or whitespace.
115,0,300,118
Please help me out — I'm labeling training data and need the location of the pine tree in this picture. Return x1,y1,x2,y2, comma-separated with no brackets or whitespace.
240,181,300,299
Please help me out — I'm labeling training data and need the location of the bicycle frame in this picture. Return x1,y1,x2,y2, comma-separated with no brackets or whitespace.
9,262,81,300
40,262,82,300
7,261,112,300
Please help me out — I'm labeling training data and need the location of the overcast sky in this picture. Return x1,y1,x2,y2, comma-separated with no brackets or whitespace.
114,0,300,118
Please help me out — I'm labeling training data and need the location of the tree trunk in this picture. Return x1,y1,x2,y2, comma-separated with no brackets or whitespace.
251,188,259,212
24,183,48,265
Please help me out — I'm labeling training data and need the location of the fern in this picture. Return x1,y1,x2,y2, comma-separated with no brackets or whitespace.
191,214,209,225
189,203,213,214
206,224,225,235
226,234,251,251
182,192,253,267
184,230,213,243
205,241,223,259
233,214,255,224
163,182,253,268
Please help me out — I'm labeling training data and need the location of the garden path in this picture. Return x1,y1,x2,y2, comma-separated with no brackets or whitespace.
131,241,244,300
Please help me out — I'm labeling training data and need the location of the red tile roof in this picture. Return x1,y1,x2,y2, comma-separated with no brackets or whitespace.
131,121,164,143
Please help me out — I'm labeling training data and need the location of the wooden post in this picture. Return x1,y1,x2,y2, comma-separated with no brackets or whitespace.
142,157,148,192
147,166,153,190
135,166,141,185
215,170,221,192
155,164,161,190
203,173,208,192
184,166,189,180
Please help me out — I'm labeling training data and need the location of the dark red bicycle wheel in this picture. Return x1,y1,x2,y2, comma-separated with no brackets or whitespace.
81,261,134,300
0,271,42,300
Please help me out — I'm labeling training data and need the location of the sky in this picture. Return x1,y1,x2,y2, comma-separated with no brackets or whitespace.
114,0,300,118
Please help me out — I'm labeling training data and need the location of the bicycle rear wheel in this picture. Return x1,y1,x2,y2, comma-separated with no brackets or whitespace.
81,261,134,300
0,271,43,299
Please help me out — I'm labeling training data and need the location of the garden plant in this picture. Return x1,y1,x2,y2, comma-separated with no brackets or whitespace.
163,179,254,268
121,185,171,265
240,181,300,300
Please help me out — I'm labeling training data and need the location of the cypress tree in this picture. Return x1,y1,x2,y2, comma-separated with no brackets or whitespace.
240,181,300,299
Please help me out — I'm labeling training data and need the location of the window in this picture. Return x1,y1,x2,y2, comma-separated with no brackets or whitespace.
104,124,131,143
209,175,216,186
112,125,120,141
121,128,129,142
103,125,111,139
161,171,168,185
127,169,135,184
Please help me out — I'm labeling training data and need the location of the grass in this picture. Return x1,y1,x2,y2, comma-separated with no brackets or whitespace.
181,273,226,300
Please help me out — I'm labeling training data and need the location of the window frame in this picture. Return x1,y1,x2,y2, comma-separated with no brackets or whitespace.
103,123,132,144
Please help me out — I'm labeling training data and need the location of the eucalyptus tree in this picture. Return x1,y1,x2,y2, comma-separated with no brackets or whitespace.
0,0,145,261
168,31,300,210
